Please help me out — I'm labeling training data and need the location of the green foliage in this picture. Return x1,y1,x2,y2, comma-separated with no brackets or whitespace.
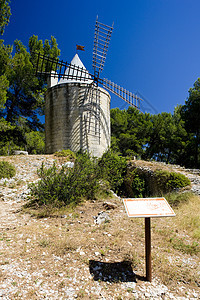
167,172,191,189
181,78,200,167
0,40,12,109
29,35,60,74
54,149,76,160
110,107,152,158
0,118,22,155
0,117,38,155
0,36,60,130
29,154,101,207
124,169,145,198
155,170,190,192
25,131,45,154
122,165,190,198
0,35,60,154
0,141,23,156
145,110,189,164
0,0,11,35
0,74,9,108
0,161,16,179
98,150,127,192
165,192,191,207
110,103,196,168
28,151,128,208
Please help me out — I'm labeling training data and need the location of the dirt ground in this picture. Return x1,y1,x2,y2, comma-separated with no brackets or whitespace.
0,155,199,299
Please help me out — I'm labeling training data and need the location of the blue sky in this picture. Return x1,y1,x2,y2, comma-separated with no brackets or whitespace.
3,0,200,114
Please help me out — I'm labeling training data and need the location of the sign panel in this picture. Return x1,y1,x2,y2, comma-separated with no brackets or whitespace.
123,197,176,218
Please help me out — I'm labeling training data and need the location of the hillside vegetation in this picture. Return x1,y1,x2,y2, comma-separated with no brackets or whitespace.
0,154,199,299
27,151,190,210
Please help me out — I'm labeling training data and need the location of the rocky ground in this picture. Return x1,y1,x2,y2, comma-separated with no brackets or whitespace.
0,155,200,299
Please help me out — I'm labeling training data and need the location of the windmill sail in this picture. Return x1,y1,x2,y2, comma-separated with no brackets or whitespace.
92,17,113,78
33,52,93,82
102,78,142,110
33,52,143,110
32,17,148,112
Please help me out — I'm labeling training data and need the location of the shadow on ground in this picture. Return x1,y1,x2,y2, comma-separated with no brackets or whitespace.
89,260,143,282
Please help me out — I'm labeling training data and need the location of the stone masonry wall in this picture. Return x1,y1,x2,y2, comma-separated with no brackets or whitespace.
45,83,111,157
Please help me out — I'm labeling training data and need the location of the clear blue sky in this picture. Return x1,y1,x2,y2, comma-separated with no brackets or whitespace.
3,0,200,114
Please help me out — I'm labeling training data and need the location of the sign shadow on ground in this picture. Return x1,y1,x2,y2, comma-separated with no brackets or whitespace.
89,260,142,282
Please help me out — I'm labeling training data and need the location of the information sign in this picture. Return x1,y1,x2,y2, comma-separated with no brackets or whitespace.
123,197,176,218
123,197,175,282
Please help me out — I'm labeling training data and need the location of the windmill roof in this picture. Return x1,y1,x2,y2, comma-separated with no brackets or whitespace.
58,54,92,84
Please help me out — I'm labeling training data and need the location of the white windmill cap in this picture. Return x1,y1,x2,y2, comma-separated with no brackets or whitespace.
58,54,92,84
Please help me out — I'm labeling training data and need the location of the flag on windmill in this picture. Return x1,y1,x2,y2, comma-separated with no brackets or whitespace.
76,45,85,51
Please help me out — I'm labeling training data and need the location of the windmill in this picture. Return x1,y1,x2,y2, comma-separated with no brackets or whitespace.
33,17,144,157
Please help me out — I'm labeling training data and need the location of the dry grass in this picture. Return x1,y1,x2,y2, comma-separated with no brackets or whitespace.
20,193,200,291
174,194,200,239
0,155,200,298
131,159,176,172
1,212,199,297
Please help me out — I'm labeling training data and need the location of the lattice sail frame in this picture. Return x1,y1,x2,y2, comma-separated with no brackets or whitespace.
102,79,140,110
34,52,91,82
32,18,143,112
92,17,113,78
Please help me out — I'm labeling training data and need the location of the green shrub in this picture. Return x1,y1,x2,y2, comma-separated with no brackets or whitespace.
25,131,45,154
0,161,16,179
167,172,191,189
155,170,190,193
98,150,127,192
122,166,191,197
28,151,128,208
54,149,76,160
29,154,100,207
124,169,145,198
0,141,24,156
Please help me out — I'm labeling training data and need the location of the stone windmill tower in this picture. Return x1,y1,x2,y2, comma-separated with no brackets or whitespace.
34,18,142,157
45,53,111,157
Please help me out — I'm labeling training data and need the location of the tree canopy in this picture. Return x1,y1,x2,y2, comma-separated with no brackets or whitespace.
181,78,200,167
0,35,60,130
111,107,152,157
110,87,200,168
0,34,60,154
0,0,199,165
0,0,11,35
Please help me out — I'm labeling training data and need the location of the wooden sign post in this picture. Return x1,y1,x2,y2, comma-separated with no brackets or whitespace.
145,217,151,281
123,197,175,282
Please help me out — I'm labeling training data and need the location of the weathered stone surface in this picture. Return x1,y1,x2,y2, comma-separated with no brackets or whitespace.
45,83,111,158
13,150,28,155
63,161,74,168
93,211,111,225
103,201,118,210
